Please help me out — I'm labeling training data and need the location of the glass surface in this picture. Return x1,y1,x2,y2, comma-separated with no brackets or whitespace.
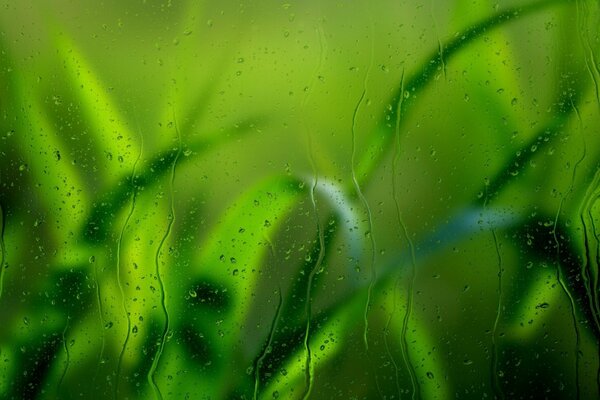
1,1,599,399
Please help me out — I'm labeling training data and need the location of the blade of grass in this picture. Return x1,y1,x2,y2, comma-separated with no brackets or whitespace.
356,0,569,184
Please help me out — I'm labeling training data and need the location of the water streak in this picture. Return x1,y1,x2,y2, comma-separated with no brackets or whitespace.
489,227,504,399
115,115,145,399
351,18,377,352
58,316,71,395
301,25,327,400
0,203,6,303
253,290,284,400
430,0,446,80
147,110,182,400
551,99,586,400
391,67,420,399
92,255,107,388
577,0,600,106
382,281,404,399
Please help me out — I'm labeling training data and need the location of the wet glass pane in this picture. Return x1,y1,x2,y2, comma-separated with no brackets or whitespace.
1,1,599,399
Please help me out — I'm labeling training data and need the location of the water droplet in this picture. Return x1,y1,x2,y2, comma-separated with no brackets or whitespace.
104,321,114,330
426,371,434,379
89,256,96,263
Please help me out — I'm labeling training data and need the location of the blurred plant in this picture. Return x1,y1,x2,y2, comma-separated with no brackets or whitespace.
1,0,600,399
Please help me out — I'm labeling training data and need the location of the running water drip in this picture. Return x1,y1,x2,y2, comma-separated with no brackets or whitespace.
147,109,182,400
551,99,586,400
482,174,505,400
92,253,107,388
253,290,284,400
58,316,71,395
490,228,504,400
579,171,600,390
391,67,420,400
382,279,404,399
301,24,327,400
0,203,6,303
351,17,377,352
114,114,145,399
430,0,446,80
399,217,419,399
576,0,600,106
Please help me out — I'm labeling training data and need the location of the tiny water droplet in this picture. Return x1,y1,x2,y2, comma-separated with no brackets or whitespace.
426,371,434,379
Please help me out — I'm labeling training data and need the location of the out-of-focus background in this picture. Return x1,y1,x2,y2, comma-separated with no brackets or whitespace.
1,0,600,398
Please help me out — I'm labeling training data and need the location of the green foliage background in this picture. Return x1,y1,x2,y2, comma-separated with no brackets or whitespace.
1,0,600,399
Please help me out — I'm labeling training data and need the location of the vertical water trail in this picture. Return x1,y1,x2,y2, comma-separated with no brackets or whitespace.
0,203,6,303
114,115,145,399
590,199,600,389
92,255,107,388
147,109,182,400
580,178,600,391
577,0,600,106
482,170,504,399
430,0,446,80
253,290,284,400
301,24,327,400
390,67,420,399
489,226,504,400
382,279,404,399
577,171,600,332
58,316,71,395
589,194,600,330
551,99,586,400
352,14,377,352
